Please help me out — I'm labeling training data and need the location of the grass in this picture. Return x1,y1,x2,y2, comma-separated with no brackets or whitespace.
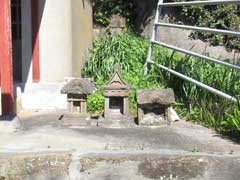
82,32,240,138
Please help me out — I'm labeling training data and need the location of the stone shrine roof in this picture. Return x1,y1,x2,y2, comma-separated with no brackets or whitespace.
61,79,96,95
137,88,175,106
103,64,131,91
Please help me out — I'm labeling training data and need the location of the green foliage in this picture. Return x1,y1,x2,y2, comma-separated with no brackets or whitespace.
180,3,240,50
191,147,201,153
151,44,240,133
92,0,240,50
82,32,240,138
221,105,240,137
92,0,134,27
87,91,104,113
82,33,148,80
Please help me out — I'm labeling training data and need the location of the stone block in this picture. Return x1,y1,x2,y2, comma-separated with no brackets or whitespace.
109,15,126,28
139,113,167,126
137,88,175,106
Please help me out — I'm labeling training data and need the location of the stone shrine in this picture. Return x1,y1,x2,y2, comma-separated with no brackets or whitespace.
61,79,95,115
103,65,131,119
137,88,175,126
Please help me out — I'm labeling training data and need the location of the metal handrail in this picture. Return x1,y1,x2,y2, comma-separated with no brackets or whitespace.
145,0,240,102
148,60,237,102
155,22,240,37
151,40,240,70
158,0,240,6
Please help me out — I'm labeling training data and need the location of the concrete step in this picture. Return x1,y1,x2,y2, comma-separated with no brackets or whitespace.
0,150,239,180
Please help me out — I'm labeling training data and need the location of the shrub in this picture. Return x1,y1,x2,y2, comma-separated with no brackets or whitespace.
180,3,240,50
221,105,240,137
92,0,134,26
87,91,104,113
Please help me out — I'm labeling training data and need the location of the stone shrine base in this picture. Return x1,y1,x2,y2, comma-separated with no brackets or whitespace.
60,113,136,128
97,116,136,128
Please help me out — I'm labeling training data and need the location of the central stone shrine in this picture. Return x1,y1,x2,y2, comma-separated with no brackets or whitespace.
103,65,131,119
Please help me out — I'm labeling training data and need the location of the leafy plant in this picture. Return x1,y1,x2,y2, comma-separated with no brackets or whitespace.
87,91,104,113
191,147,201,153
221,106,240,137
179,2,240,50
92,0,134,27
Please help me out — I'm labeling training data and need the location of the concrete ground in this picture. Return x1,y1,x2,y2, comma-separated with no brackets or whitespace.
0,111,240,180
0,111,239,154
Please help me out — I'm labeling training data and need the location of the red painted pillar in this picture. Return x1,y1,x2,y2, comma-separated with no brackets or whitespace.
0,0,14,115
32,0,40,82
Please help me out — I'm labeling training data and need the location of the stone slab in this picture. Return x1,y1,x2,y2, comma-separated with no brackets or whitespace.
60,114,92,127
3,111,240,155
97,116,136,128
0,151,240,180
139,113,169,126
137,88,175,106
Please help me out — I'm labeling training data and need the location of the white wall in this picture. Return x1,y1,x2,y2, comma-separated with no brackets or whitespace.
39,0,72,82
71,0,93,77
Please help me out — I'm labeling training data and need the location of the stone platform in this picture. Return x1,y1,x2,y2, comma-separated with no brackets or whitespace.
59,113,136,128
0,111,240,179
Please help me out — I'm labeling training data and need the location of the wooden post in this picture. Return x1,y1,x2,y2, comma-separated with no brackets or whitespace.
0,0,14,115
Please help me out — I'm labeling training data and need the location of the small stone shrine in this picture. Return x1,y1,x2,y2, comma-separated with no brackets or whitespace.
61,78,95,115
103,65,131,119
137,88,175,126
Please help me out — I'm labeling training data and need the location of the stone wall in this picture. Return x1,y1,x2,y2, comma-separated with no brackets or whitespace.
142,15,240,61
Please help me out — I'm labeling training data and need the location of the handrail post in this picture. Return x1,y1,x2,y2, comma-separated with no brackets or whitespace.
144,0,163,75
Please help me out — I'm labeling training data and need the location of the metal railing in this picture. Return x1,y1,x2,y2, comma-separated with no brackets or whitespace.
145,0,240,102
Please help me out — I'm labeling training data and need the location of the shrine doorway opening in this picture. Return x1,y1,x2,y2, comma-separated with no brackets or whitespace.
109,97,124,115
